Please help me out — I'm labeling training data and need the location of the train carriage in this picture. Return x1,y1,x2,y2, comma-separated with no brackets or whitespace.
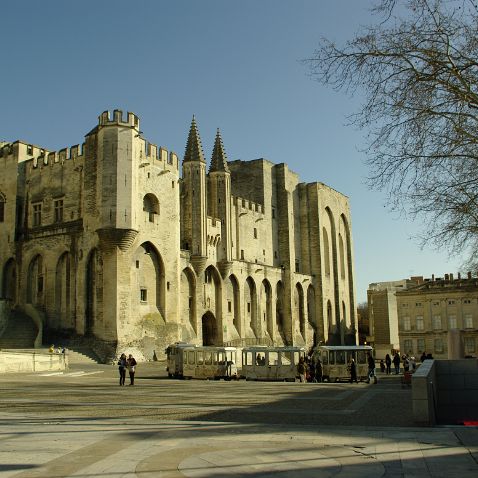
241,346,306,381
312,345,373,382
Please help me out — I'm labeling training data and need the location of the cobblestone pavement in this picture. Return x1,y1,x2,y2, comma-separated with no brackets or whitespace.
0,362,477,477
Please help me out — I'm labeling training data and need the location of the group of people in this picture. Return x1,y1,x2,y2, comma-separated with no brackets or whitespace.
297,356,323,383
117,353,137,386
48,344,66,354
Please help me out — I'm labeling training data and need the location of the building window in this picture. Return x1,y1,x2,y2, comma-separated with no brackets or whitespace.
240,250,244,260
140,289,147,302
136,260,140,269
415,302,422,307
448,300,455,305
33,203,42,227
463,299,471,304
228,301,232,313
274,251,278,259
272,209,275,219
204,269,212,283
27,144,33,155
434,338,444,353
253,228,257,239
417,338,425,353
432,315,442,330
464,314,474,329
416,316,424,331
0,194,5,222
247,302,251,313
402,316,411,331
402,303,409,308
54,199,64,223
432,301,440,307
465,337,476,354
448,315,457,329
404,339,413,354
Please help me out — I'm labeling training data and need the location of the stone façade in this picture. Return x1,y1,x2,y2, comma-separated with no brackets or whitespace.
0,110,357,361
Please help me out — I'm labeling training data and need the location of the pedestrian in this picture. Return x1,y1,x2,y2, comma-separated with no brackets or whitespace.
308,360,316,382
315,357,323,383
349,358,358,383
392,352,401,374
420,351,427,362
385,353,392,374
366,352,377,384
380,359,385,373
409,356,416,371
297,357,307,383
403,354,410,372
117,353,127,386
127,354,137,385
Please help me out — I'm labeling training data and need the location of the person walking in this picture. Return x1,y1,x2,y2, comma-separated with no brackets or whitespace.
385,354,392,375
349,358,358,383
366,352,377,384
127,354,137,386
315,357,323,383
117,353,127,386
297,357,307,383
392,352,401,374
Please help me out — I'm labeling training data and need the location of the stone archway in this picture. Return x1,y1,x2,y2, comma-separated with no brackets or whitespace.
202,311,218,346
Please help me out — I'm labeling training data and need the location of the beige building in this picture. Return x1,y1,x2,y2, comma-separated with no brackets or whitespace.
367,278,421,358
396,274,478,359
0,110,357,361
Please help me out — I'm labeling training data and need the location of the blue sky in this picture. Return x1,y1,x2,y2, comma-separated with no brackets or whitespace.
0,0,462,302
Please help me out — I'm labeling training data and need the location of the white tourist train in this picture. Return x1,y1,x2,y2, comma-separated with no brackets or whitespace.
312,345,374,382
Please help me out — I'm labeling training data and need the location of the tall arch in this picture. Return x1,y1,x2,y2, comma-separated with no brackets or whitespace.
323,227,330,276
341,214,356,334
307,285,316,342
85,248,102,335
339,233,345,279
27,254,44,306
55,252,72,328
245,276,258,337
2,258,16,302
325,207,340,338
132,242,166,319
180,267,196,334
276,281,285,342
260,279,273,338
295,283,305,339
225,274,240,334
204,265,222,320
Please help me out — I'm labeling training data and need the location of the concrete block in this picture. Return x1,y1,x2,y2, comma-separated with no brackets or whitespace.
412,378,429,400
413,398,431,424
464,374,478,389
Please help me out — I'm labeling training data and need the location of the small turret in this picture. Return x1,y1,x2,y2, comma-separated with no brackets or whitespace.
209,129,230,173
183,115,206,164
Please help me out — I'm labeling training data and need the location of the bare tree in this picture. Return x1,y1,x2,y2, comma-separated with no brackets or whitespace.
306,0,478,265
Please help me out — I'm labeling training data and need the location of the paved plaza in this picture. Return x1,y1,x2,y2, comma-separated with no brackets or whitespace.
0,362,477,477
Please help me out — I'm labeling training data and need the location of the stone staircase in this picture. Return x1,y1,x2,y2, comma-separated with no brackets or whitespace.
65,347,100,364
0,310,38,349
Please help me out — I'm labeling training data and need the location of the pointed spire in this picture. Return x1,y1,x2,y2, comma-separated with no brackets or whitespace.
184,115,206,163
209,128,230,173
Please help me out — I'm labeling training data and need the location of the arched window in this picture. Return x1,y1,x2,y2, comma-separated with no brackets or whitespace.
323,227,330,276
0,193,5,222
143,194,160,223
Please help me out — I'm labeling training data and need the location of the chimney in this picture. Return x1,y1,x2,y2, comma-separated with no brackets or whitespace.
445,274,449,281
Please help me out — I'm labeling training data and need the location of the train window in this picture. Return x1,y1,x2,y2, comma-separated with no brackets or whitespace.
321,351,328,365
205,352,212,365
197,351,204,365
244,351,254,366
329,352,335,365
188,351,195,364
347,351,355,364
293,352,301,365
356,350,367,363
282,351,292,365
336,351,346,364
268,351,279,365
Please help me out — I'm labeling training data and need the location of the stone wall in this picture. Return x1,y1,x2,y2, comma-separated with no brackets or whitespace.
0,351,67,374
